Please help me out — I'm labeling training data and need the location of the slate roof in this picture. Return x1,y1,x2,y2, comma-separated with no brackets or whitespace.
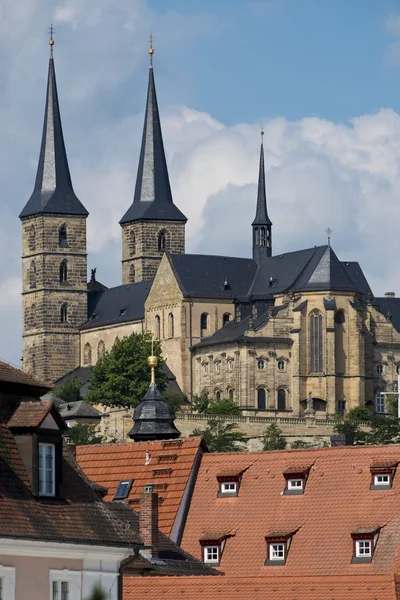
169,254,257,299
375,297,400,333
57,400,101,421
81,280,152,330
76,437,204,536
0,360,51,396
128,382,180,441
19,51,88,219
181,444,400,580
252,139,271,226
120,65,186,224
124,574,399,600
0,424,140,547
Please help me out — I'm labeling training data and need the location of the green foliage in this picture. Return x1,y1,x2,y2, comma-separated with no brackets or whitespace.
291,440,313,449
85,583,107,600
191,394,209,414
164,391,186,413
208,398,241,416
262,423,287,451
334,405,400,445
191,419,247,452
85,332,168,408
53,375,82,403
65,423,104,446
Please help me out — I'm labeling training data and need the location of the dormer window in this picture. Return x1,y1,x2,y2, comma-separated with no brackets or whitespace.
265,533,292,566
370,464,396,490
217,470,244,497
351,529,380,563
114,479,133,500
283,468,309,495
287,478,303,491
200,534,230,565
38,443,55,496
204,546,219,564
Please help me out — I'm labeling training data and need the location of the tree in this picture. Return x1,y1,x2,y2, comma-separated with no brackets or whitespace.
262,423,287,451
208,398,241,416
86,332,168,408
191,394,209,414
334,406,400,445
53,375,82,403
164,391,186,413
85,583,107,600
291,440,313,449
65,423,104,446
191,419,247,452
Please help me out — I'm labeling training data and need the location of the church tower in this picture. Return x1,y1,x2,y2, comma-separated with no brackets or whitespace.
120,41,187,284
252,128,272,262
19,35,88,382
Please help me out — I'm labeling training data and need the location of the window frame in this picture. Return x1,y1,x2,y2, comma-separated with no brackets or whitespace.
277,359,286,372
288,479,303,491
202,363,209,376
227,359,234,372
351,531,379,563
269,542,285,561
215,361,221,374
265,536,291,566
375,392,385,414
203,545,219,564
283,471,308,495
0,566,15,600
376,363,384,376
356,539,371,558
38,442,56,497
309,310,323,373
50,570,80,600
257,359,266,370
370,467,394,490
114,479,133,500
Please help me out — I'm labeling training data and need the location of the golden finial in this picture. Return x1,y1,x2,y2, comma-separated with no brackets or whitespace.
261,124,264,138
149,33,154,67
48,23,55,55
148,333,157,384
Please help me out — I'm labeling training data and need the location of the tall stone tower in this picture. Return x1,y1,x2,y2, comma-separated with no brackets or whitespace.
120,42,187,284
252,129,272,262
19,38,88,382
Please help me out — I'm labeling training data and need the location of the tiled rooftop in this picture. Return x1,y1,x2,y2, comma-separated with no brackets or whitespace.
0,360,51,390
76,437,204,535
181,445,400,578
7,401,53,428
124,574,398,599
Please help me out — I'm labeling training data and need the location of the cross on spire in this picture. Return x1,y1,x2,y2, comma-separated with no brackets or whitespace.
325,227,333,247
149,32,154,67
48,23,55,56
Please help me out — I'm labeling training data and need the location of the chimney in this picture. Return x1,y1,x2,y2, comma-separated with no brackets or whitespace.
385,292,395,297
139,484,159,558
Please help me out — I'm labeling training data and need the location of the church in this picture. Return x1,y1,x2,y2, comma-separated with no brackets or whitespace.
19,38,400,418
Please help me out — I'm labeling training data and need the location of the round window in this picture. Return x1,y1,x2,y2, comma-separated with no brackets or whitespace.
277,359,285,371
376,364,383,375
258,359,265,370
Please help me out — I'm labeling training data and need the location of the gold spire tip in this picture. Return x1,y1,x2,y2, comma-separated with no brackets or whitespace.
149,33,154,66
48,23,55,49
260,124,264,137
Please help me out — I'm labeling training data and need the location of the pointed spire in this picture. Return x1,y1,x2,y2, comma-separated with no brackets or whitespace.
252,127,271,227
120,41,186,224
20,35,88,219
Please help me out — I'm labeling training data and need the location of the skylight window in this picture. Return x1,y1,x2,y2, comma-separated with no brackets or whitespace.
114,479,133,500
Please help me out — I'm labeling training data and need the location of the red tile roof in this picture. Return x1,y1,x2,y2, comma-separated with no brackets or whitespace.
0,360,51,391
181,445,400,580
76,437,204,535
124,574,399,600
7,401,53,428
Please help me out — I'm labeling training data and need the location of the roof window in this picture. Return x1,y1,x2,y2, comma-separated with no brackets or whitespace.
370,464,396,490
351,529,380,563
200,534,231,566
217,470,244,497
283,468,310,495
114,479,133,500
265,533,292,566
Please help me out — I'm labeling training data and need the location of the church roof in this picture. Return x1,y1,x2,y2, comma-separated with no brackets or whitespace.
120,62,186,224
81,280,152,330
128,382,181,442
374,297,400,333
252,137,271,226
19,47,88,219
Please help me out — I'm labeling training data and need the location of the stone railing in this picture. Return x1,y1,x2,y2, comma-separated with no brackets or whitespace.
175,412,343,427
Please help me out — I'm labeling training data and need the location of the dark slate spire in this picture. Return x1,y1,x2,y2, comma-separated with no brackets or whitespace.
252,128,272,262
120,44,187,224
128,354,180,442
19,38,88,219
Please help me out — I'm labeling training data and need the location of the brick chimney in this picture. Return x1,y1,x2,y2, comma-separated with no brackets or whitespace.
139,485,159,558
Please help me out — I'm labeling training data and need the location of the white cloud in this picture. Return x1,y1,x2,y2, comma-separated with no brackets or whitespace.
1,0,400,368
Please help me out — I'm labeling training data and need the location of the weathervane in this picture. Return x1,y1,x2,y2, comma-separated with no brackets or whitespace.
325,227,333,247
48,23,55,56
149,32,154,67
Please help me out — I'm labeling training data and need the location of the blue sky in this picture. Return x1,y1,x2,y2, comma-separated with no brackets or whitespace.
2,0,400,365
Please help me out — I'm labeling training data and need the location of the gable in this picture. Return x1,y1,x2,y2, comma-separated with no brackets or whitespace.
146,254,184,309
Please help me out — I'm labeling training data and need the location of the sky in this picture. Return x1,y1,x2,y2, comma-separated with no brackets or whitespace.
2,0,400,366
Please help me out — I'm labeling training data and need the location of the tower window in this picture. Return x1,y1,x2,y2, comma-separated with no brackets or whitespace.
29,260,37,289
376,392,385,414
31,304,36,329
58,224,68,248
257,388,266,410
260,227,266,247
155,315,161,340
200,313,209,338
254,227,260,247
83,343,92,365
129,263,135,283
228,388,234,400
215,390,221,401
97,340,105,360
60,303,68,323
28,224,36,251
277,388,286,411
223,313,230,326
129,229,136,256
59,259,68,284
158,230,167,252
168,313,174,338
309,311,323,373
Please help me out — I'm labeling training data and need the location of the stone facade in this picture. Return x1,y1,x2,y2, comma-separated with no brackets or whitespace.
21,214,87,381
121,220,185,284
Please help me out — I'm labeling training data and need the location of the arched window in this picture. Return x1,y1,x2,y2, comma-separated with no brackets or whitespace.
254,227,259,247
83,343,92,365
260,227,266,247
129,263,135,284
155,315,161,340
158,230,167,252
277,359,285,371
215,390,221,401
215,362,221,374
257,388,266,410
28,225,36,251
31,304,36,329
60,303,68,323
59,259,68,283
258,359,266,370
168,313,174,338
129,229,136,256
29,260,36,289
228,388,234,400
335,310,346,375
200,313,209,338
309,311,323,373
97,340,105,360
227,359,234,371
376,392,385,414
277,389,286,411
223,313,230,326
58,224,68,248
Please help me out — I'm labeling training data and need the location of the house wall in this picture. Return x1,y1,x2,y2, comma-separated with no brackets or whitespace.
80,321,144,366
